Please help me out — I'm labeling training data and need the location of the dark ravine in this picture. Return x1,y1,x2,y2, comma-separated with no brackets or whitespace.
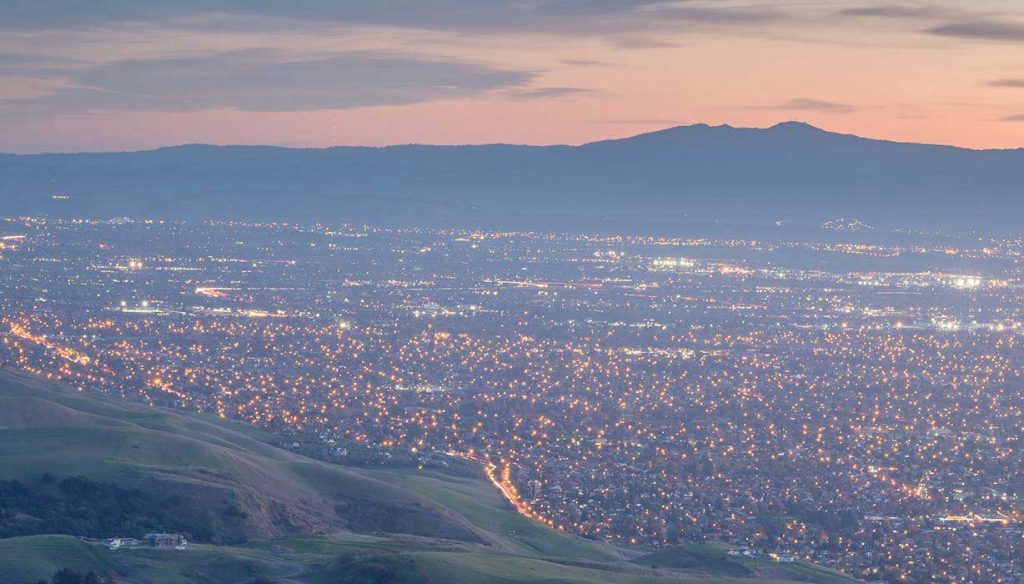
2,121,1022,233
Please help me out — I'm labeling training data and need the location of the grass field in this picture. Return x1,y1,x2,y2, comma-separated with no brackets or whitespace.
0,535,296,584
0,369,482,544
632,543,856,584
0,533,858,584
0,369,858,584
365,467,623,561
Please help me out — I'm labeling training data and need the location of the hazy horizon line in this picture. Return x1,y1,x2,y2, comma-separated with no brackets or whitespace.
3,120,1020,156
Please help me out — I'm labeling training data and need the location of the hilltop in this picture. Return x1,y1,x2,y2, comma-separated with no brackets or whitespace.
0,369,858,583
2,121,1023,232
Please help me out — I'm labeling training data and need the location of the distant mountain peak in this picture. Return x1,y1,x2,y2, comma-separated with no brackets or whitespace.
769,121,824,132
593,121,829,146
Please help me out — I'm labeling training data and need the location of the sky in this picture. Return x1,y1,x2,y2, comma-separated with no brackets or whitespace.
3,1,1024,152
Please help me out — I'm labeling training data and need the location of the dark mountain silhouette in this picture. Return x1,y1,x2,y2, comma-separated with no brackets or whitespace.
2,122,1021,232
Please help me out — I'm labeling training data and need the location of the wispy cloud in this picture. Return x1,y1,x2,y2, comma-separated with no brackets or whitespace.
1002,113,1024,121
928,19,1024,42
659,5,782,24
0,50,535,113
836,4,951,20
751,98,855,114
0,2,804,119
0,1,787,36
607,35,683,49
560,59,608,67
837,4,1024,47
0,52,79,75
504,87,593,100
989,79,1024,88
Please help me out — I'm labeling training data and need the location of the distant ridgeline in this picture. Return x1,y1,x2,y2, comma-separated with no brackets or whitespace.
2,122,1023,232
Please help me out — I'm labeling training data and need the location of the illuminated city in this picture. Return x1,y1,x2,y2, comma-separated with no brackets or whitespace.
3,216,1023,582
8,1,1024,582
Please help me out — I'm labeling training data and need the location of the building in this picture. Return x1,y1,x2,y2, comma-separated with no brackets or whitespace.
144,533,187,548
105,537,141,550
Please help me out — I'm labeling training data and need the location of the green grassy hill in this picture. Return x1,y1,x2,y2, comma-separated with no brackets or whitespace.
0,369,483,545
0,369,858,584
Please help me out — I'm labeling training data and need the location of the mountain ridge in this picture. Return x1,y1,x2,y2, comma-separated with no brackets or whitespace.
5,122,1021,156
3,121,1023,232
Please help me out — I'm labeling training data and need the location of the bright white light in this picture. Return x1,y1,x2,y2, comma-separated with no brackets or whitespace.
951,276,981,289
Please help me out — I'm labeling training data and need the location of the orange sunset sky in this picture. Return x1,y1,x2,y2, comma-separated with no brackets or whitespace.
2,1,1024,152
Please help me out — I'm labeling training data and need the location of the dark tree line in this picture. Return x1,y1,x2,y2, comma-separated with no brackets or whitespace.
0,474,238,542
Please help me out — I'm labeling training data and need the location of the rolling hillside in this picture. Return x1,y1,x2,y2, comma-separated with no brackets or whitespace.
0,369,484,545
0,369,857,583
